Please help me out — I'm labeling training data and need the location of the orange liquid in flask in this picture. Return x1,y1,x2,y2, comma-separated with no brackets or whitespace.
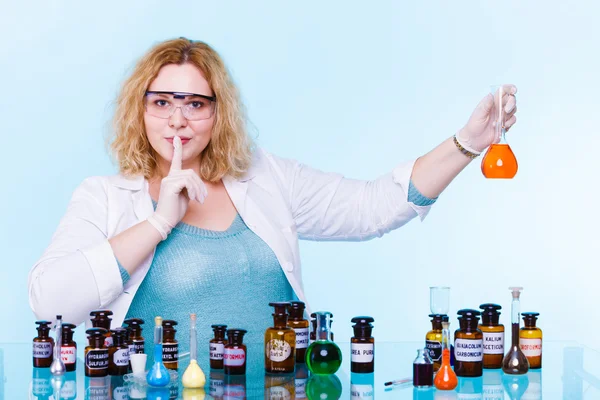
481,144,518,179
433,348,458,390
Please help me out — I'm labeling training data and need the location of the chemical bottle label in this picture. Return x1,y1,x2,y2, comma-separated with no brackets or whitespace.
85,349,109,369
61,346,77,364
210,376,225,397
210,343,225,360
483,383,504,400
33,342,53,358
128,344,135,357
351,383,375,400
482,332,504,355
113,385,128,400
454,339,483,362
224,348,246,366
294,327,309,349
113,348,129,366
225,383,247,398
426,340,442,361
132,340,144,354
266,339,293,362
520,338,542,357
295,378,307,399
61,380,76,399
162,343,179,362
351,343,374,363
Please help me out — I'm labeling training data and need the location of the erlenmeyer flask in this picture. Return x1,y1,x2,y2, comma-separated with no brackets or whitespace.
482,85,518,179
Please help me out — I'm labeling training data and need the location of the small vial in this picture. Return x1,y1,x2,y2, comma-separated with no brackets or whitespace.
479,304,505,369
108,328,130,376
287,301,310,363
350,316,375,373
61,323,77,372
520,312,542,369
162,319,179,370
425,314,445,372
33,321,54,368
413,348,433,388
90,310,114,347
210,324,228,369
224,329,247,375
123,318,145,354
85,328,109,377
454,309,484,377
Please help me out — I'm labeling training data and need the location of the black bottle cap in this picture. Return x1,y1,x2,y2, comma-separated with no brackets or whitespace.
351,316,374,338
90,310,113,318
351,316,374,325
288,301,306,318
86,328,108,336
61,323,76,343
35,321,52,336
123,318,144,326
162,320,178,331
428,314,446,322
211,324,228,331
86,328,108,347
457,309,481,318
269,302,290,316
442,315,449,322
110,328,128,346
90,310,113,330
62,323,76,330
457,309,481,330
226,329,247,344
522,312,540,327
479,304,502,325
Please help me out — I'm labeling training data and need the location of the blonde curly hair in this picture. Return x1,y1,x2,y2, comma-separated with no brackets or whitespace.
108,38,253,181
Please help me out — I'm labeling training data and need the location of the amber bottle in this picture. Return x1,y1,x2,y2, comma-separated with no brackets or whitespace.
61,323,77,372
85,328,109,377
425,314,445,372
479,304,504,369
454,309,483,377
224,329,247,375
162,319,179,370
210,324,228,369
265,302,296,374
108,328,129,376
351,316,375,373
288,301,310,363
123,318,145,354
520,312,542,369
90,310,113,347
33,320,54,368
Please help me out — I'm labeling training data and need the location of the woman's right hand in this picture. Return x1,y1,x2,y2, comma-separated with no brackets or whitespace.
147,136,207,239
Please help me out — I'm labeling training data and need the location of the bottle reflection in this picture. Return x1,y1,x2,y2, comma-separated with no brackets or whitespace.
224,373,246,400
502,373,529,400
31,367,53,400
85,375,110,400
351,372,374,400
265,372,295,400
434,389,458,400
110,375,128,400
305,374,342,400
295,363,309,399
147,386,171,400
522,370,542,400
210,369,225,399
182,387,207,400
457,377,483,400
413,386,435,400
482,369,504,400
563,346,583,400
59,371,77,400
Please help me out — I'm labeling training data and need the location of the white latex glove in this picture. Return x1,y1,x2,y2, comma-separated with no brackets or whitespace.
147,136,207,240
456,84,518,153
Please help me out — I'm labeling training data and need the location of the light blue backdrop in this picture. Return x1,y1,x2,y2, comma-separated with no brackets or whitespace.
1,1,598,350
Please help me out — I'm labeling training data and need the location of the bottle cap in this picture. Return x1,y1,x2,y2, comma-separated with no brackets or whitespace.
269,302,290,317
90,310,113,330
61,323,77,343
428,314,447,323
35,321,52,336
508,287,524,299
226,329,247,344
123,318,145,326
479,304,502,325
162,320,178,332
211,324,228,331
288,301,306,318
522,312,540,327
86,328,108,346
351,316,374,338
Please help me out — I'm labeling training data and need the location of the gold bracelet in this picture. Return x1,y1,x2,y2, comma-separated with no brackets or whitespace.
453,135,480,159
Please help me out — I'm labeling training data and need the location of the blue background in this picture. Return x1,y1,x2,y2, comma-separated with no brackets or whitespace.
1,0,598,349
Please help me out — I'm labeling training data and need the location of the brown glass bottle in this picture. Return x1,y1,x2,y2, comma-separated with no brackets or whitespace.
108,328,129,376
224,329,247,375
351,316,375,373
90,310,113,347
454,309,483,377
85,328,109,377
479,304,505,369
520,312,542,369
288,301,309,363
210,324,228,369
265,302,296,374
61,323,77,372
425,314,445,372
33,320,54,368
123,318,145,354
162,319,179,370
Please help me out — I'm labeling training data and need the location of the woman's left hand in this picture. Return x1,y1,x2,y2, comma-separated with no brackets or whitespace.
456,84,518,153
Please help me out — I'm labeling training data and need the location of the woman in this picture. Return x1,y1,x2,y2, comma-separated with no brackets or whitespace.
28,38,517,350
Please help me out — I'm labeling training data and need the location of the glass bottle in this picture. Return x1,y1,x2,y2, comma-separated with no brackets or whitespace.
146,316,170,387
210,324,228,370
33,320,54,368
350,316,375,373
454,309,483,377
224,329,247,375
50,315,66,376
123,318,145,354
287,301,310,363
479,303,504,369
433,318,457,390
162,319,179,370
425,314,445,372
502,287,530,374
85,328,109,377
520,312,542,369
90,310,113,347
305,311,342,375
309,312,334,342
61,323,77,372
265,302,296,374
412,348,433,388
182,313,206,389
108,328,129,376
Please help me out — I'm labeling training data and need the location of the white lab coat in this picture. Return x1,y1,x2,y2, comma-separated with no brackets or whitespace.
28,148,431,328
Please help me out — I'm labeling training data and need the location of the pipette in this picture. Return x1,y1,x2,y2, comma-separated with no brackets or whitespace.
182,313,206,388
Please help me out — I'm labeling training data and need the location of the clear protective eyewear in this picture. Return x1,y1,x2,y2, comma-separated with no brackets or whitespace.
144,91,217,121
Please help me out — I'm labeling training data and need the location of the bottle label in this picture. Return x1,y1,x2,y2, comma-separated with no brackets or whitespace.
266,339,293,362
61,346,77,364
483,384,504,400
482,332,504,355
425,340,442,361
210,377,224,397
162,343,179,362
295,378,307,399
351,343,374,363
351,384,374,400
265,386,291,399
210,343,225,360
33,342,53,358
113,348,129,366
294,327,309,349
454,338,483,362
60,380,76,398
224,348,246,366
133,340,144,354
520,338,542,357
112,385,128,400
85,349,109,369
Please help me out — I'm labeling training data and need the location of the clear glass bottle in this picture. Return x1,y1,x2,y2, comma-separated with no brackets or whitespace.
425,314,445,372
288,301,310,363
61,323,77,372
305,311,342,375
265,302,296,374
454,309,484,377
224,329,247,375
85,328,109,377
350,316,375,373
479,303,504,369
433,317,457,390
502,287,529,375
412,348,433,388
520,312,542,369
162,319,178,370
33,320,54,368
210,324,228,370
